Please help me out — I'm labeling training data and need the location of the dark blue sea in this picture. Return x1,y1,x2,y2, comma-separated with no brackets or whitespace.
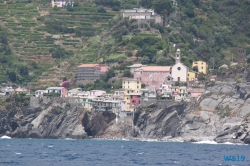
0,138,249,166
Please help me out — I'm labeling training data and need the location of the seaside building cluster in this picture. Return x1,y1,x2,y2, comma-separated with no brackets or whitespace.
24,49,214,118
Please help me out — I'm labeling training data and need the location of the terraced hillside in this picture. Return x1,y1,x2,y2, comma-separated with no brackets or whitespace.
0,0,118,88
0,0,249,91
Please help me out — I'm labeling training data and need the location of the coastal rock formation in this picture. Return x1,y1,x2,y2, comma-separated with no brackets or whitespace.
0,81,250,144
0,101,116,139
129,82,250,144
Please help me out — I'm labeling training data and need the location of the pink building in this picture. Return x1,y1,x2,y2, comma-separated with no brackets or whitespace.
209,75,217,82
89,90,106,97
129,93,141,106
134,66,172,88
187,85,205,98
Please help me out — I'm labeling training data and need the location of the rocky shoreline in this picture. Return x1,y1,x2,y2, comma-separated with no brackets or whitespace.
0,81,250,144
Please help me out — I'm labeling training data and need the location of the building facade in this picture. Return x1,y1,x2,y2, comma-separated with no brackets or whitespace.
187,71,197,81
89,90,106,97
127,64,147,74
52,0,74,7
172,49,188,82
134,66,172,88
122,8,162,24
129,93,141,107
192,61,208,74
122,77,141,111
46,87,68,97
237,48,247,62
76,64,109,81
92,97,120,113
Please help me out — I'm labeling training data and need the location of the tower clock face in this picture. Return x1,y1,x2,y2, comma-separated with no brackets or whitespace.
178,67,181,71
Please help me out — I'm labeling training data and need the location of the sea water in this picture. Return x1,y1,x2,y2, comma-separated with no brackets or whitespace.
0,138,249,166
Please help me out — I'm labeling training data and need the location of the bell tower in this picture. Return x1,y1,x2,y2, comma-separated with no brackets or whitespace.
175,48,181,64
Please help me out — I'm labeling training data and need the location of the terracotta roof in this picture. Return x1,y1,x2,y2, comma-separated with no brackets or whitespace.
127,64,147,68
135,66,172,72
77,64,99,68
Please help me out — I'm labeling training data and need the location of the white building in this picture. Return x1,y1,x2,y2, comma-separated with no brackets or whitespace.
171,49,188,82
68,88,83,97
35,90,46,97
122,8,163,24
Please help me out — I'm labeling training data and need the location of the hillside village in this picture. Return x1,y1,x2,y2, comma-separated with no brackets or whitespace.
1,0,250,122
0,48,221,119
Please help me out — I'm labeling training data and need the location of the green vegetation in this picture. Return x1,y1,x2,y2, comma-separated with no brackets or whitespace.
0,0,249,90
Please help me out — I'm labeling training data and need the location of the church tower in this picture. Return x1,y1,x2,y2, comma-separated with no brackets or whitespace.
175,48,181,64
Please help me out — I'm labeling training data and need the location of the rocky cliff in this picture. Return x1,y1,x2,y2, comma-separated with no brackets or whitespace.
1,81,250,144
128,81,250,144
0,100,117,139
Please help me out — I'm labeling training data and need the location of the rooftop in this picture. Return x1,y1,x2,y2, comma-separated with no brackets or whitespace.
127,64,147,68
77,64,99,68
135,66,172,72
46,87,64,90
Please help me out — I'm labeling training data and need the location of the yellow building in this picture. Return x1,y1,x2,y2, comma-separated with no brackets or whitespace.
122,77,141,111
192,61,208,74
187,71,197,81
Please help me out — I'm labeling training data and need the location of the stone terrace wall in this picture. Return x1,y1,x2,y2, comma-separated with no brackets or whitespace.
30,96,82,108
140,99,174,109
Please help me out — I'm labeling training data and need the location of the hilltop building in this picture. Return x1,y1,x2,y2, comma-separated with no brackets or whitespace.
237,48,247,62
192,61,208,74
171,49,188,82
52,0,74,8
122,8,163,25
76,64,109,81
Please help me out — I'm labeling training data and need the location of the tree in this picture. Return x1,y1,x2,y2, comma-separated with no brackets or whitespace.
103,67,115,82
192,66,198,72
154,0,172,15
141,56,150,64
126,51,133,57
175,81,180,86
156,56,171,65
97,6,106,13
123,69,133,77
61,81,70,88
197,72,206,81
141,0,153,9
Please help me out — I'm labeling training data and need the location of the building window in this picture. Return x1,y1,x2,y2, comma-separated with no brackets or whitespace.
178,67,181,71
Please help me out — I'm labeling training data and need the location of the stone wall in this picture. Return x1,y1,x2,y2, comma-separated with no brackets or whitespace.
140,99,174,108
30,96,81,108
